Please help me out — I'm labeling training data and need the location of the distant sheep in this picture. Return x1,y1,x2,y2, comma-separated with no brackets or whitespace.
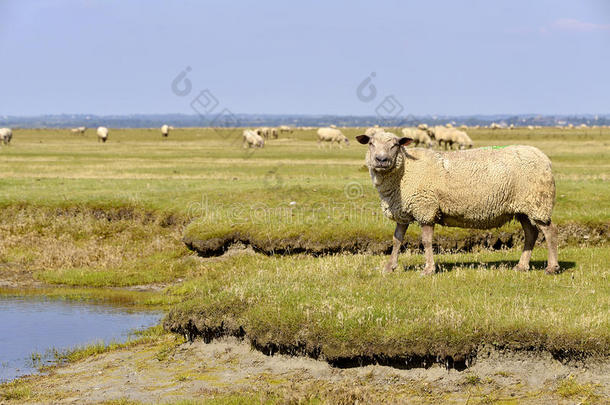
0,128,12,145
71,126,86,135
317,127,349,148
401,127,434,148
356,131,559,275
279,125,293,134
489,122,501,129
96,127,109,143
243,129,264,148
161,124,171,137
417,124,428,131
365,127,385,136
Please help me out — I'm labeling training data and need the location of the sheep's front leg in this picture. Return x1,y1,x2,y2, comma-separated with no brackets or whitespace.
421,224,436,275
383,223,408,274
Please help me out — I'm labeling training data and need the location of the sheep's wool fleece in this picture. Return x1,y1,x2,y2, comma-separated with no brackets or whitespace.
366,142,555,229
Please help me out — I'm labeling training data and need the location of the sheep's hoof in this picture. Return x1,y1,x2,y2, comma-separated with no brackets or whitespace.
545,264,560,275
382,262,396,274
421,265,436,276
513,264,530,272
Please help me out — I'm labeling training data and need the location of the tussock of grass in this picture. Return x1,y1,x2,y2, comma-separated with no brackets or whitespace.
165,246,610,362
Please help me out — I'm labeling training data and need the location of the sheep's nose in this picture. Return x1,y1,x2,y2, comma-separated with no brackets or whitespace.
375,155,389,164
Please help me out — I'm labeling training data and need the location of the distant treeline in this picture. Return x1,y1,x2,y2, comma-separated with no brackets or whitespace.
1,113,609,128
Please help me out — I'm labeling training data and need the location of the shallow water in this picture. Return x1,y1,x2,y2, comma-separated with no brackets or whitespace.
0,296,161,382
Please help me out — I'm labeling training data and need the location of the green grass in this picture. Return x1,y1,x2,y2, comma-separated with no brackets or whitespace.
1,127,609,366
166,246,610,360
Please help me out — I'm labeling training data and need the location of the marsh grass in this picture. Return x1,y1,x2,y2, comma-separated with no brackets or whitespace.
0,127,608,367
166,246,610,360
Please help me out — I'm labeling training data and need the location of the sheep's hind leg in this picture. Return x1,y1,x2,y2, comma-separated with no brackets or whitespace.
383,223,408,274
421,224,436,275
536,220,560,274
515,215,538,271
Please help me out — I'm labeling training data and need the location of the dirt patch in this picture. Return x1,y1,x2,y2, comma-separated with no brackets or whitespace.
5,337,608,404
184,222,609,257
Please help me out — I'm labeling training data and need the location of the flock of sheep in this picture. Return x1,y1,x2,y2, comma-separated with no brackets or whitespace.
242,125,293,148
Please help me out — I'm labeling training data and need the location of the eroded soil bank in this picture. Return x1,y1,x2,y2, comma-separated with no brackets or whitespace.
2,337,607,404
183,222,609,257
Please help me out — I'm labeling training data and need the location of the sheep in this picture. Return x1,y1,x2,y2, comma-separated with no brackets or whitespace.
317,127,349,148
243,129,264,148
0,128,12,145
71,126,86,135
417,124,428,131
270,127,279,139
489,122,501,129
96,126,109,143
401,127,434,148
527,125,535,130
427,126,453,149
256,127,271,139
365,126,385,136
279,125,293,134
453,130,473,149
356,131,559,276
161,124,171,137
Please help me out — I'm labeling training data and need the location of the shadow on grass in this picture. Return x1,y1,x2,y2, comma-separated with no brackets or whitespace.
402,260,576,274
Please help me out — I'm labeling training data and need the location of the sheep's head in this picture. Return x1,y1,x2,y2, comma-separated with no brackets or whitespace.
356,132,412,172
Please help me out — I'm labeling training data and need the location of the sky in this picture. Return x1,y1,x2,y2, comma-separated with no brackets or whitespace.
1,0,609,116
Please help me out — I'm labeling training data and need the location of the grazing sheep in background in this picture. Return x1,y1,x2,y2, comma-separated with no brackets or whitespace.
0,128,13,145
161,124,171,137
356,131,559,275
454,130,473,149
270,127,279,139
579,124,588,128
365,126,385,136
71,126,86,135
329,124,337,129
279,125,293,134
401,127,434,148
317,127,349,148
509,124,515,130
427,126,453,149
243,129,264,148
96,126,109,143
256,127,271,139
417,123,428,131
490,122,501,129
459,125,468,130
527,125,535,130
445,123,453,128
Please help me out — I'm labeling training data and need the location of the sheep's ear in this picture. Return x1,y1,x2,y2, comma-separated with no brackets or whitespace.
356,135,370,144
398,137,413,146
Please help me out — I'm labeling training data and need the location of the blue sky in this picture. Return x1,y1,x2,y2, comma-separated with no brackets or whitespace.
1,0,609,115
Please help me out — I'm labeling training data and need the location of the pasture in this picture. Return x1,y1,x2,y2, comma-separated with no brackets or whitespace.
0,127,609,403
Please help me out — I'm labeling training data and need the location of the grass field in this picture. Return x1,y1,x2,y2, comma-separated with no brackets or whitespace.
0,127,609,390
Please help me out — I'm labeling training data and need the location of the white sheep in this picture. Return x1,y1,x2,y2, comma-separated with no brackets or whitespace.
453,130,473,149
243,129,264,148
0,128,12,145
71,126,86,135
417,123,428,131
365,127,385,136
356,131,559,276
279,125,293,134
427,126,453,149
96,126,109,143
317,127,349,148
161,124,171,137
401,128,434,148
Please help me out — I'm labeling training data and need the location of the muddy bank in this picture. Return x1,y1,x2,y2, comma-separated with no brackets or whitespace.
183,222,609,257
164,316,608,372
3,337,608,404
